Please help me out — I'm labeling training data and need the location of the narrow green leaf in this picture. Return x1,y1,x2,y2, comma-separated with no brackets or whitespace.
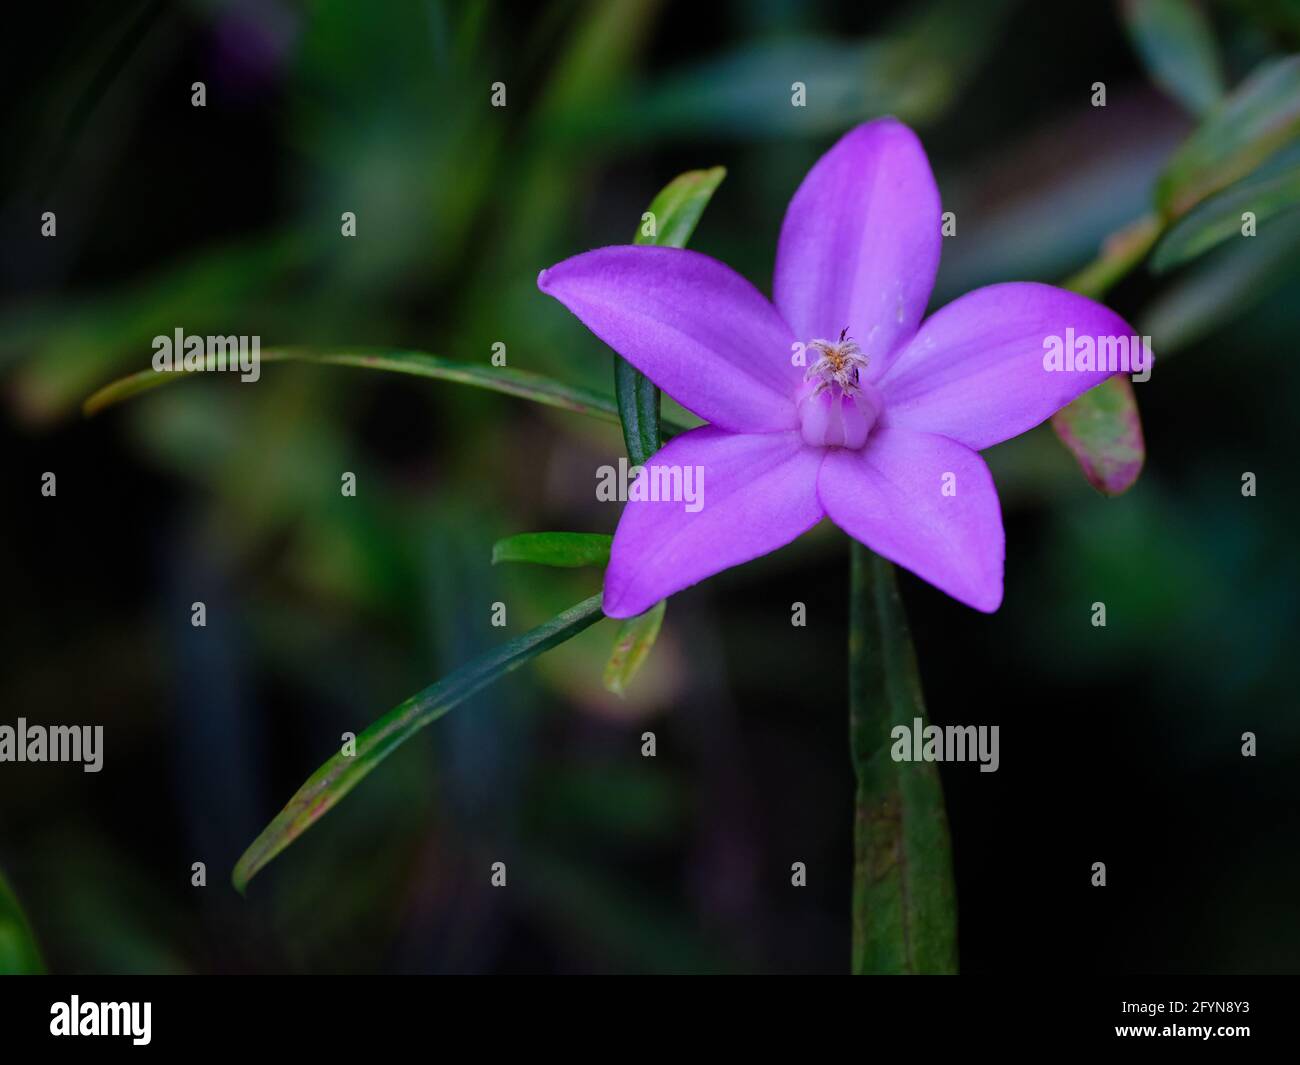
603,600,666,696
1142,208,1300,355
1152,155,1300,270
1050,376,1146,497
0,868,45,975
1121,0,1225,116
1156,55,1300,219
83,346,694,433
492,532,612,569
634,166,727,252
849,546,956,975
233,594,607,893
615,166,726,466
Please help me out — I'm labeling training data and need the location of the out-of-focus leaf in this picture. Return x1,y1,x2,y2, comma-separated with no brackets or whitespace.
1142,208,1300,354
575,0,1012,141
1121,0,1225,116
2,235,313,423
1050,376,1146,497
1156,55,1300,218
0,869,44,975
1152,157,1300,270
849,547,956,975
534,0,662,123
603,600,665,696
233,594,607,893
83,347,693,431
1049,218,1156,496
616,166,726,466
492,532,612,569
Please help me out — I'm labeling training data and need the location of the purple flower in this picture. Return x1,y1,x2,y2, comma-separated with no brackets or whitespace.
539,119,1133,617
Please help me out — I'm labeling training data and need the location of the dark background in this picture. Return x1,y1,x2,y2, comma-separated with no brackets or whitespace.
1,0,1298,974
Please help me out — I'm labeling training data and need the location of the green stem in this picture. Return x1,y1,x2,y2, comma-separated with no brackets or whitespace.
1063,213,1162,300
614,355,662,466
849,543,957,974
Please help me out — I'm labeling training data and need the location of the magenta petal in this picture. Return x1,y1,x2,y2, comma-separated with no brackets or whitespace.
818,428,1004,612
603,427,824,618
773,119,941,376
539,246,801,433
879,282,1138,451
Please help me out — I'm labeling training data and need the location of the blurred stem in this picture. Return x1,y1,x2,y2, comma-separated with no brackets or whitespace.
849,543,957,974
1064,213,1163,300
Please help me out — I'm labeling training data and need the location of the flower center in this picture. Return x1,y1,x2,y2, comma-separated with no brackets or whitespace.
797,329,883,449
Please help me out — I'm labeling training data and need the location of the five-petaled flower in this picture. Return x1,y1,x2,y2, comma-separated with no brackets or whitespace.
539,119,1133,618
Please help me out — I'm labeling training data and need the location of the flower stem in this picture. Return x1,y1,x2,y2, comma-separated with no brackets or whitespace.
848,542,958,974
1062,212,1163,300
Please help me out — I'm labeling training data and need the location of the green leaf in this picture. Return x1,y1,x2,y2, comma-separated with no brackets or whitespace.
1142,207,1300,355
849,547,956,975
1050,375,1146,497
82,347,695,433
635,166,727,252
603,600,666,696
1156,55,1300,219
492,532,612,569
0,868,45,975
1121,0,1225,117
1152,155,1300,270
233,594,607,893
1048,216,1155,496
615,166,726,466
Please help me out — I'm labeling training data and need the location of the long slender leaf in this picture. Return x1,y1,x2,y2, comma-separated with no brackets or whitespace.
1142,208,1300,354
492,532,612,568
83,347,694,432
233,594,607,893
849,546,957,974
1121,0,1225,117
0,868,44,975
1152,155,1300,270
1156,55,1300,218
